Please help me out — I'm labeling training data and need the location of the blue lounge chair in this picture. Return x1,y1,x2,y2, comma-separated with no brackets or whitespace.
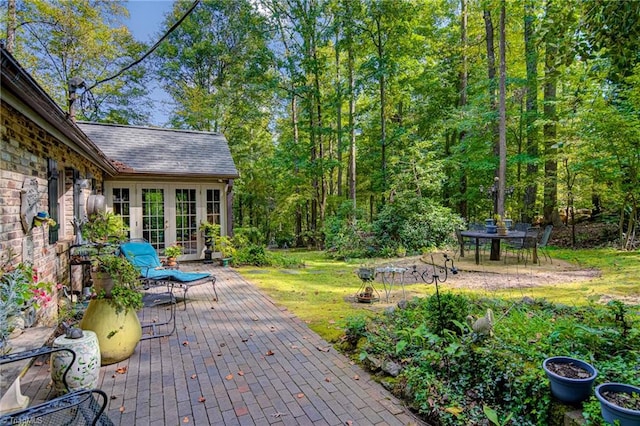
120,241,218,309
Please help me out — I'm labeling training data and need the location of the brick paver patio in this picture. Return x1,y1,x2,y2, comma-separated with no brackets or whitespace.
20,265,423,425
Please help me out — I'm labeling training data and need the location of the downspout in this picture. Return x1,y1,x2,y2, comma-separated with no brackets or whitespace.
226,179,234,237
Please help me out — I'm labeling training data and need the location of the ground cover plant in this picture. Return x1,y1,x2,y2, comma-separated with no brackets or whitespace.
346,295,639,425
239,245,640,425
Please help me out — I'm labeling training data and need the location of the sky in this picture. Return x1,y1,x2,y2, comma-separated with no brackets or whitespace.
124,0,176,126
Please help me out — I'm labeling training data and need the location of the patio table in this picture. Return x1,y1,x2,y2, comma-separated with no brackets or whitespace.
460,230,537,265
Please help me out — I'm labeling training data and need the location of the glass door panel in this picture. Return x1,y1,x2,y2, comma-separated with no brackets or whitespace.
175,189,197,255
142,188,165,250
112,188,131,240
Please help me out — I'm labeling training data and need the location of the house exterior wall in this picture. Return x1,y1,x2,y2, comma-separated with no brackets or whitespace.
1,101,103,325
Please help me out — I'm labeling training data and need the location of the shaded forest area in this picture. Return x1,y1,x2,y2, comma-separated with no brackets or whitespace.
3,0,639,253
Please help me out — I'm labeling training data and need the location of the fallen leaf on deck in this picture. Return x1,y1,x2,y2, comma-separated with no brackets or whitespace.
198,396,206,403
291,345,299,349
191,374,197,379
226,374,234,380
34,361,43,366
182,341,189,346
241,338,248,342
183,417,189,423
115,367,128,374
238,370,244,376
296,393,304,399
110,395,117,400
324,377,331,382
353,375,360,380
119,406,125,413
316,346,330,352
265,350,274,356
346,421,353,425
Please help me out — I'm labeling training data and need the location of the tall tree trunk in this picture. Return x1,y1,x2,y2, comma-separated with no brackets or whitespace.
6,0,16,53
293,95,304,247
523,0,539,223
335,27,343,198
497,0,507,217
458,0,468,218
484,8,499,209
543,29,558,225
347,21,357,208
376,17,388,196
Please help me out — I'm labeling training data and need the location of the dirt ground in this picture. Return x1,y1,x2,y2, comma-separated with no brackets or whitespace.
349,222,639,307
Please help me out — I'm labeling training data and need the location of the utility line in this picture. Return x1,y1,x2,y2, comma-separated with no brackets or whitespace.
84,0,200,92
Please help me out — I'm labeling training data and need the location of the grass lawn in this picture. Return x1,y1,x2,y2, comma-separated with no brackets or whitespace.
237,248,640,343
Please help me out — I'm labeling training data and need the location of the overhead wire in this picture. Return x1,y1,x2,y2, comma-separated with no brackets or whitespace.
83,0,200,93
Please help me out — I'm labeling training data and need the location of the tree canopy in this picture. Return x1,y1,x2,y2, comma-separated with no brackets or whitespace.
4,0,638,250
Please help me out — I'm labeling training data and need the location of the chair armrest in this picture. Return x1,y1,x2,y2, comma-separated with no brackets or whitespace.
0,389,112,426
1,346,76,394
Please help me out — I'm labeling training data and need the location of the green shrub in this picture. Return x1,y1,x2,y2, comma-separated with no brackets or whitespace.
373,196,464,253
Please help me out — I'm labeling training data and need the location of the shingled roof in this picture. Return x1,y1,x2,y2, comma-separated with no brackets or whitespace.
77,122,239,178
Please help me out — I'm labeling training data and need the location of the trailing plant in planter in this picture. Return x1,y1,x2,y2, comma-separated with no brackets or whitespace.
91,254,142,314
82,211,128,245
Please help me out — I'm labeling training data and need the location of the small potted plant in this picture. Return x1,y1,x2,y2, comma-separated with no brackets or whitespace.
496,215,508,236
542,356,598,404
595,383,640,425
163,244,183,267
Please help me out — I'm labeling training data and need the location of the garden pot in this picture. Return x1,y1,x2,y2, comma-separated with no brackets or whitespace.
485,225,497,234
543,356,597,403
485,218,495,226
595,383,640,426
90,271,114,298
79,299,142,365
504,219,513,229
166,257,178,267
497,227,508,236
221,258,232,267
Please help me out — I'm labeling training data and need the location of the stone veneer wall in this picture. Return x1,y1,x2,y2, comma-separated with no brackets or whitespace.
1,101,103,326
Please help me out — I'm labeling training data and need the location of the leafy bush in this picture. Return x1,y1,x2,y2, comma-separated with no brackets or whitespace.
323,197,464,258
373,196,464,253
233,244,304,268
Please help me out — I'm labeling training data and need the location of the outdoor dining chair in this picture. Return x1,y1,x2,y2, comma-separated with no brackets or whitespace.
517,227,541,265
537,224,553,263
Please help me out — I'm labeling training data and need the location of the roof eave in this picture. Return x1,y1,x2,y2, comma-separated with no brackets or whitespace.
1,47,118,176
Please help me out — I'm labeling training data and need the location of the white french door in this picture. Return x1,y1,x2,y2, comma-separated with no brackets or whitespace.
106,183,223,260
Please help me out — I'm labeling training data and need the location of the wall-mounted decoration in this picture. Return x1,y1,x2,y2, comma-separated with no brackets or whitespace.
20,178,39,233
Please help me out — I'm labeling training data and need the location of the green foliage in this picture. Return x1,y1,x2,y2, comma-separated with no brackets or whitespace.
82,211,128,244
1,253,54,342
323,197,463,258
163,244,183,258
233,245,303,268
104,284,143,315
423,293,470,336
373,196,464,254
343,315,368,347
7,0,149,123
352,294,640,425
